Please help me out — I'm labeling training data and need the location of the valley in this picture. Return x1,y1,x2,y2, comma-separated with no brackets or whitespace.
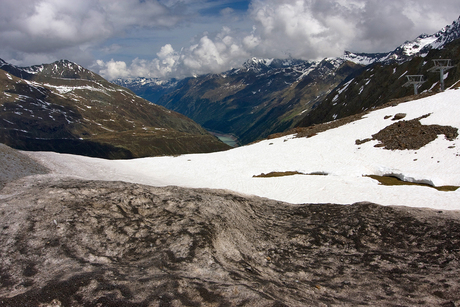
117,17,460,145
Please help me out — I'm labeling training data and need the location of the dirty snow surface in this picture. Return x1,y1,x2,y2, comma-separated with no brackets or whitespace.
25,89,460,210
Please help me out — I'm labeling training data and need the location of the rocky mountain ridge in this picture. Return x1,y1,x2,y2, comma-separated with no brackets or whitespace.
297,34,460,128
0,59,229,158
343,15,460,64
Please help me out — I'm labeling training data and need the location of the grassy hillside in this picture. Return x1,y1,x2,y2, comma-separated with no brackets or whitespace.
0,60,229,158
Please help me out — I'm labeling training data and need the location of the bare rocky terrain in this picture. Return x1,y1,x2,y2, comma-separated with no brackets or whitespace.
1,143,460,306
0,144,50,190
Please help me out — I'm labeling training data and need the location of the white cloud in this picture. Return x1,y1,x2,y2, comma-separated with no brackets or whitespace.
220,7,235,16
96,59,130,80
246,0,349,59
1,1,107,53
96,27,252,80
246,0,451,59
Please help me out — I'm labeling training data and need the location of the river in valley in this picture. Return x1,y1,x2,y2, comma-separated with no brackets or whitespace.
208,131,240,147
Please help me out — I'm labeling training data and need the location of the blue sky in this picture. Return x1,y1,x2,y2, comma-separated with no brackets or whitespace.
199,0,250,15
0,0,459,80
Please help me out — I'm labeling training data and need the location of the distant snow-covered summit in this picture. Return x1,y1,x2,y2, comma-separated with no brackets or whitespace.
429,15,460,49
345,15,460,64
113,77,178,88
241,57,309,72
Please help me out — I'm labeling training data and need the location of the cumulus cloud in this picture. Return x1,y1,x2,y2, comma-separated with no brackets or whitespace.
96,27,252,79
247,0,460,58
247,0,357,59
0,0,183,66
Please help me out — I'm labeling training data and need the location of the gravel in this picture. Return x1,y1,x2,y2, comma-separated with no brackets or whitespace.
0,144,49,189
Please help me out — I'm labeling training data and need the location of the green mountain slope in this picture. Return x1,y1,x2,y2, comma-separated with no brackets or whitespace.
0,60,229,158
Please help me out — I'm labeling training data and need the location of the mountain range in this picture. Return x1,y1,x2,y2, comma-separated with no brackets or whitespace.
298,18,460,128
115,16,460,145
0,59,229,158
1,17,459,157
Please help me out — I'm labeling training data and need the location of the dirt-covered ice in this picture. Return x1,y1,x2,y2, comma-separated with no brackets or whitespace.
1,177,460,306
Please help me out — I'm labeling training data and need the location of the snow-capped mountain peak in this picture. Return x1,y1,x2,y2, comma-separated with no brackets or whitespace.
431,16,460,47
342,16,460,66
36,59,101,80
397,16,460,57
114,77,176,87
0,59,101,81
242,57,275,72
341,51,388,65
399,34,439,56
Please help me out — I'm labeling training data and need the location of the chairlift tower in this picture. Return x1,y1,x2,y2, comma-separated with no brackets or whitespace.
403,75,425,95
427,59,454,91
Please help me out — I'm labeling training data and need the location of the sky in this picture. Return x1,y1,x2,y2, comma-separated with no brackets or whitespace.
0,0,459,80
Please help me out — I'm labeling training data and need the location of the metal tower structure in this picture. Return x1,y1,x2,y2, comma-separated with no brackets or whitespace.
403,75,425,95
428,59,454,91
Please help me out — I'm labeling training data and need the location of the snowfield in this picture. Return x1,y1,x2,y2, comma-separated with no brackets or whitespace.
25,89,460,210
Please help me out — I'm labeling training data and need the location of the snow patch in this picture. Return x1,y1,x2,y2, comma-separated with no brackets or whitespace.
398,71,408,79
23,89,460,210
337,79,354,94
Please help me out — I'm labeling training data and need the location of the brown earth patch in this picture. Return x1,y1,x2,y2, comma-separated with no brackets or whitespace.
253,171,305,177
366,175,459,191
253,171,328,178
370,115,458,150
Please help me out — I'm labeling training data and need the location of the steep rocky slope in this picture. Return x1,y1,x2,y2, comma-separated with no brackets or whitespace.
0,60,229,158
152,58,364,144
297,38,460,128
